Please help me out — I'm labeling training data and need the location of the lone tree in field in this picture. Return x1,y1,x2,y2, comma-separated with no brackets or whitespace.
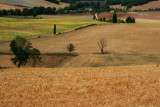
113,12,117,23
54,24,56,35
67,43,75,53
10,36,41,68
98,38,107,54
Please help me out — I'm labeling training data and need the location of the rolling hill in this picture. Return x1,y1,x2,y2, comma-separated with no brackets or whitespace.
0,0,69,8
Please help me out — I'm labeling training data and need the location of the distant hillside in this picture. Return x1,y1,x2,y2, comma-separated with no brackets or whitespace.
0,3,25,10
110,0,160,10
130,0,160,10
0,0,69,8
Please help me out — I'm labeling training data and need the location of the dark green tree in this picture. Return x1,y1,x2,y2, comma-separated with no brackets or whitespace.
30,48,41,67
22,8,30,18
9,9,15,15
103,17,106,21
15,9,21,15
67,43,75,53
126,17,135,23
32,10,38,18
2,9,8,15
10,37,32,67
113,12,117,23
132,18,135,23
54,24,56,35
10,37,41,68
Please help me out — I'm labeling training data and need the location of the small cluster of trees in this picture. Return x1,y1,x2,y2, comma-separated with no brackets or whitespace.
0,6,57,17
98,12,135,23
126,17,135,23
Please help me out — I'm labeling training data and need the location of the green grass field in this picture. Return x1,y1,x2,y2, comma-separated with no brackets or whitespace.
0,15,106,41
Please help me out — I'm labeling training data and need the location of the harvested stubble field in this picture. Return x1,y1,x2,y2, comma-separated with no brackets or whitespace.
0,65,160,106
0,15,105,41
98,12,160,21
1,24,160,55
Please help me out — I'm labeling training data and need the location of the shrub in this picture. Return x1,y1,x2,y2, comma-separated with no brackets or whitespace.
126,16,135,23
117,19,125,23
67,43,75,53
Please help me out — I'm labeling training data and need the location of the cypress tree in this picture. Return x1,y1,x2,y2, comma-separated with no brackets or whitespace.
54,24,56,35
113,12,117,23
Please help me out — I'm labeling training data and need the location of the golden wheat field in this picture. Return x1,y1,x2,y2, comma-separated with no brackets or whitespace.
0,65,160,106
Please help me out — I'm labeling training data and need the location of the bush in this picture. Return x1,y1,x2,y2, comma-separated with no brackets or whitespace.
126,16,135,23
67,43,75,53
117,19,125,23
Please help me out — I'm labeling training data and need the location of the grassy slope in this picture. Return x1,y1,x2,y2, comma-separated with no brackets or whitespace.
0,65,160,106
0,15,105,41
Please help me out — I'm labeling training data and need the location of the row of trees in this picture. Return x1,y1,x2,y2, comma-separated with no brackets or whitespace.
0,2,111,16
98,12,135,23
0,7,57,17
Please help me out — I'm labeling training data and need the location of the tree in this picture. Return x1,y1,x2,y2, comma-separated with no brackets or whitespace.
32,10,37,18
2,9,8,15
15,9,21,15
9,9,15,15
10,36,41,68
22,8,30,18
132,18,135,23
103,17,106,21
113,12,117,23
98,38,107,54
126,16,135,23
30,48,41,67
67,43,75,53
126,16,132,23
54,24,56,35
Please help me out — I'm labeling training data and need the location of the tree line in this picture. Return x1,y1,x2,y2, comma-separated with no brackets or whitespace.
0,7,57,17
